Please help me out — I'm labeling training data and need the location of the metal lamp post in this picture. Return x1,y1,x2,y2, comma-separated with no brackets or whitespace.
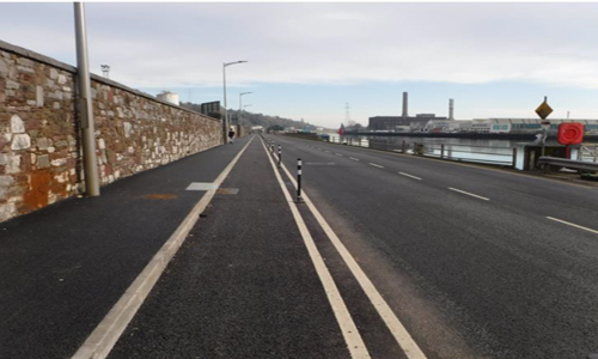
222,60,247,143
239,92,252,126
74,2,100,196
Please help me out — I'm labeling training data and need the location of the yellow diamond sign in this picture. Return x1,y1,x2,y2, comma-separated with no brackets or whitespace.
535,101,553,120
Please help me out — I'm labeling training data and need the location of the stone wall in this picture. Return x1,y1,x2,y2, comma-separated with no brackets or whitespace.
0,40,222,222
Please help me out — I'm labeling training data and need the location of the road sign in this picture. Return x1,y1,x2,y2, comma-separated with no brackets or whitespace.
535,101,553,120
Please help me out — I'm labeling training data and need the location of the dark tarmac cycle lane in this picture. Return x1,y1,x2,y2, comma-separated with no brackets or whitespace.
108,136,350,359
0,136,251,359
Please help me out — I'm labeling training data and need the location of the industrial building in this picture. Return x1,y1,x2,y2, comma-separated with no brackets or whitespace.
368,92,452,131
156,91,180,106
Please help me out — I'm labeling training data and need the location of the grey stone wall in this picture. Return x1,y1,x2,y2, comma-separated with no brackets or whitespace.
0,40,222,222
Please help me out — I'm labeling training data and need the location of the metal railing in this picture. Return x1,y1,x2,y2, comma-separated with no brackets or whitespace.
331,137,517,168
538,156,598,172
580,144,598,163
418,143,516,167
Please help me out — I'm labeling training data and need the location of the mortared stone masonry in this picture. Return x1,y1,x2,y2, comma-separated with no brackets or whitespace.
0,40,223,222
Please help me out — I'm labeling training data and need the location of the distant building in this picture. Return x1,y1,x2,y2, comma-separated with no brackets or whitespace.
368,92,450,131
460,118,598,134
157,91,179,106
200,101,224,119
424,120,459,133
369,114,448,131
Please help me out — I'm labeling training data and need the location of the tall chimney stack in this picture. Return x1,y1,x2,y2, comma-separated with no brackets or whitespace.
402,92,408,118
449,99,454,120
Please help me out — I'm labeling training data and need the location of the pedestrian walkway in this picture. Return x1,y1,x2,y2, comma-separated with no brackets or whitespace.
0,137,252,358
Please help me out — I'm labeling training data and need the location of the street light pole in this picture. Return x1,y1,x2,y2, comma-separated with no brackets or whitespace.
222,60,247,143
74,2,100,197
239,91,252,126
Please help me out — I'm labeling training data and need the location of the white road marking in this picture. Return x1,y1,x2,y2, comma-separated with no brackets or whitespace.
325,150,331,153
186,182,219,191
546,217,598,234
398,172,422,181
260,138,371,359
369,163,384,169
335,153,343,157
72,137,256,359
349,157,360,161
448,187,490,201
276,151,427,359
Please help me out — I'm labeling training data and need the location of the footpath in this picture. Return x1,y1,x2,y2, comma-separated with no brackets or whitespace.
0,135,357,359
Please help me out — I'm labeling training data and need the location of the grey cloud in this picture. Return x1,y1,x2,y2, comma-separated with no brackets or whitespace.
2,3,598,89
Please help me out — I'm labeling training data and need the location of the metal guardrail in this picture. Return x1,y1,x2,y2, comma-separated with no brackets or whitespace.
330,137,519,168
538,156,598,172
580,144,598,162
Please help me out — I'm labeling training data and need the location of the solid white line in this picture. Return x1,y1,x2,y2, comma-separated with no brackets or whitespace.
349,157,360,161
72,137,255,359
546,216,598,234
448,187,490,201
369,163,384,169
260,137,371,359
276,151,427,359
398,172,422,181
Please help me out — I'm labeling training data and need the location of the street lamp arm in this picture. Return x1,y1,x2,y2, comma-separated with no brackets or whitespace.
222,59,248,143
224,60,248,67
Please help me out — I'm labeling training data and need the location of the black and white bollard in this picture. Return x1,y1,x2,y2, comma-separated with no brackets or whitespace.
297,158,302,202
278,145,282,167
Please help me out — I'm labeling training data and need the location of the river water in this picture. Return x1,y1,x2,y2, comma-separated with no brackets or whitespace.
329,134,598,170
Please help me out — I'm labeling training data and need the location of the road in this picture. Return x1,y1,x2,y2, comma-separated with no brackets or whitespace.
258,134,598,358
98,133,598,359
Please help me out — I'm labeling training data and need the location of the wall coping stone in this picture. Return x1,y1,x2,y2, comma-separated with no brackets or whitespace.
0,39,221,123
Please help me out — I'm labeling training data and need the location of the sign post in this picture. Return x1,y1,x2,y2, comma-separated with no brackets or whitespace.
535,96,553,157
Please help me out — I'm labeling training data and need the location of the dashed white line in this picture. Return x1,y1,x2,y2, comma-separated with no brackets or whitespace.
369,163,384,169
335,153,343,157
398,172,422,181
448,187,490,201
546,217,598,234
349,157,360,161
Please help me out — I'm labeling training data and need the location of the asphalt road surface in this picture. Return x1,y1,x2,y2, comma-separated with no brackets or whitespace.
259,134,598,359
101,134,598,358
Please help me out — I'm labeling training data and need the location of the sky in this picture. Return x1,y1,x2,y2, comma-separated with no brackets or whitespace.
2,1,598,128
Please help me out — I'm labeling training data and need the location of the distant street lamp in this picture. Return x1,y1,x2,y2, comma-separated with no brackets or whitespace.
101,64,110,79
239,92,252,125
223,60,247,143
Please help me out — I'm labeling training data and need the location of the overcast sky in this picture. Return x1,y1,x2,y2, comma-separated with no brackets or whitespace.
2,2,598,128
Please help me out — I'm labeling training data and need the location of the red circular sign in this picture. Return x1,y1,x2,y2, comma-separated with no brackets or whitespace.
557,123,584,145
